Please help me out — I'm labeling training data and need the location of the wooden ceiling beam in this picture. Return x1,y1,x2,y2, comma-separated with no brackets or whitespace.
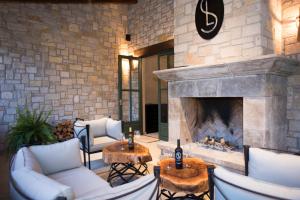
0,0,138,3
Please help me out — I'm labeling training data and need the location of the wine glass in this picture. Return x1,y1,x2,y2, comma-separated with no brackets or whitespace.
120,133,126,151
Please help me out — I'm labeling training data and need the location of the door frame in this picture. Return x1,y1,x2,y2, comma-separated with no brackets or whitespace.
157,51,174,141
118,55,142,135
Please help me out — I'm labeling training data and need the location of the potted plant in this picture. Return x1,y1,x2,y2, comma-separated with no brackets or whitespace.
6,107,57,155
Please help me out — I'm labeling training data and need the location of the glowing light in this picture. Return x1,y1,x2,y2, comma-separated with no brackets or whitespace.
133,60,139,69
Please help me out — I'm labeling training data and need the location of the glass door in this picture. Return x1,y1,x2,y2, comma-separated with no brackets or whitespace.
118,55,141,135
158,53,174,141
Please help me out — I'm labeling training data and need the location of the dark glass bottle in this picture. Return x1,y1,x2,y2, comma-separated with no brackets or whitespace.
128,127,134,150
175,139,183,169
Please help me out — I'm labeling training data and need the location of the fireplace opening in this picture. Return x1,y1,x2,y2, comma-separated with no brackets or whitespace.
182,97,243,150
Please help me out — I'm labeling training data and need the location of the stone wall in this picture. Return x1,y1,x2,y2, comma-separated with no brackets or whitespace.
0,3,128,150
127,0,174,52
282,0,300,55
281,1,300,152
286,54,300,152
174,0,281,67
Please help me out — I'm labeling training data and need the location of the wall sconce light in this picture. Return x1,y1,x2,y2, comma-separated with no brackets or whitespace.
125,34,131,41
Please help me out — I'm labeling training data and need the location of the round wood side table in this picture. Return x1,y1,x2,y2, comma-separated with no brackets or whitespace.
158,157,210,199
103,141,152,186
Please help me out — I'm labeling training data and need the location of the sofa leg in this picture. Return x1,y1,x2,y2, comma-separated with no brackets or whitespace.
88,153,91,169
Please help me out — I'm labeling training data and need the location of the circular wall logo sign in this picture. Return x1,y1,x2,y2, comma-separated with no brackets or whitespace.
195,0,224,40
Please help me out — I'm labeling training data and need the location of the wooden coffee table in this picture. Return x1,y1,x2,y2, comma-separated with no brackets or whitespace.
103,141,152,186
158,157,210,199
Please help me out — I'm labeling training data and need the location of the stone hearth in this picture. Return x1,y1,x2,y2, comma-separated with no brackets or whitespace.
154,55,300,171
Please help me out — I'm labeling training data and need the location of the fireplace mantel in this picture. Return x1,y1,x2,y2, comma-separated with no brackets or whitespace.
154,55,300,82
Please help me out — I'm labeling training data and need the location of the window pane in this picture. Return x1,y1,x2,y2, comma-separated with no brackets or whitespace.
131,60,139,90
160,89,168,123
122,58,130,90
122,91,130,122
132,91,139,121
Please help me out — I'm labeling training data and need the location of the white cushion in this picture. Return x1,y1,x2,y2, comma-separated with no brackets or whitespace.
106,118,123,140
74,121,94,146
13,147,42,174
90,136,117,152
249,148,300,187
30,138,82,175
49,166,110,199
88,118,108,137
12,168,74,200
214,167,300,200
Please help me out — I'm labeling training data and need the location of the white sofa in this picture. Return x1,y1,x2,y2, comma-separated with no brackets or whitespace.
74,117,123,169
212,147,300,200
10,138,159,200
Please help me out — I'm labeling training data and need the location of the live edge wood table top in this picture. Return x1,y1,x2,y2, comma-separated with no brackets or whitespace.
159,157,209,194
102,141,152,164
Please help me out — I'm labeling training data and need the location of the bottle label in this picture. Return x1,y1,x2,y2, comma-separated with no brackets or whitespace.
175,152,182,161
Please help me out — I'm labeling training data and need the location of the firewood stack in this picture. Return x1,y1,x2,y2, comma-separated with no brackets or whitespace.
53,120,74,141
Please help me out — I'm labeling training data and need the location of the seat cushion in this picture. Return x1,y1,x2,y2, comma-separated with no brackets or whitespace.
12,168,74,200
90,136,117,152
214,167,300,200
249,148,300,187
106,118,123,140
49,166,110,199
13,147,42,174
30,138,82,175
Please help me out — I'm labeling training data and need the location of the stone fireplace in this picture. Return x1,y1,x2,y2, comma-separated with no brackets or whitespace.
154,55,300,172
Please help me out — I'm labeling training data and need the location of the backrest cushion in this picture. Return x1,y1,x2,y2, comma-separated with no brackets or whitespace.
249,148,300,187
30,138,82,175
88,118,108,137
13,147,42,174
12,168,74,200
106,118,122,140
74,121,94,146
214,167,300,200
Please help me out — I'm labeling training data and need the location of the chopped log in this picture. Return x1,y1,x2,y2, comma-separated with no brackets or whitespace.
53,120,74,141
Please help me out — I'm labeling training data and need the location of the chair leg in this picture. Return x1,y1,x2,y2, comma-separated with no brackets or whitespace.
88,153,91,169
83,150,86,167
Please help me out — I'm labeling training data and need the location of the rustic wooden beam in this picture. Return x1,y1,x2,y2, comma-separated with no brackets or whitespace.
134,39,174,57
0,0,137,3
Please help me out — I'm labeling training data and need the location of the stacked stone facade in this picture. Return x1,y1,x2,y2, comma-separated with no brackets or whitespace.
0,3,128,150
127,0,174,52
281,0,300,151
174,0,282,67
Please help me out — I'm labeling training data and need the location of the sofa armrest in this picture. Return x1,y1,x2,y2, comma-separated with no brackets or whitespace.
82,174,159,200
213,167,300,200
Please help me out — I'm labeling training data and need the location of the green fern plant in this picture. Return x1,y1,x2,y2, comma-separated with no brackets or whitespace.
6,107,57,155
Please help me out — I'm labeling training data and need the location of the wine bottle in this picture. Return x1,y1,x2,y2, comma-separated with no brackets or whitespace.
175,139,183,169
128,127,134,150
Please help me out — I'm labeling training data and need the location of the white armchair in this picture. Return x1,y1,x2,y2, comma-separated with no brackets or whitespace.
73,117,123,169
10,138,160,200
211,146,300,200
